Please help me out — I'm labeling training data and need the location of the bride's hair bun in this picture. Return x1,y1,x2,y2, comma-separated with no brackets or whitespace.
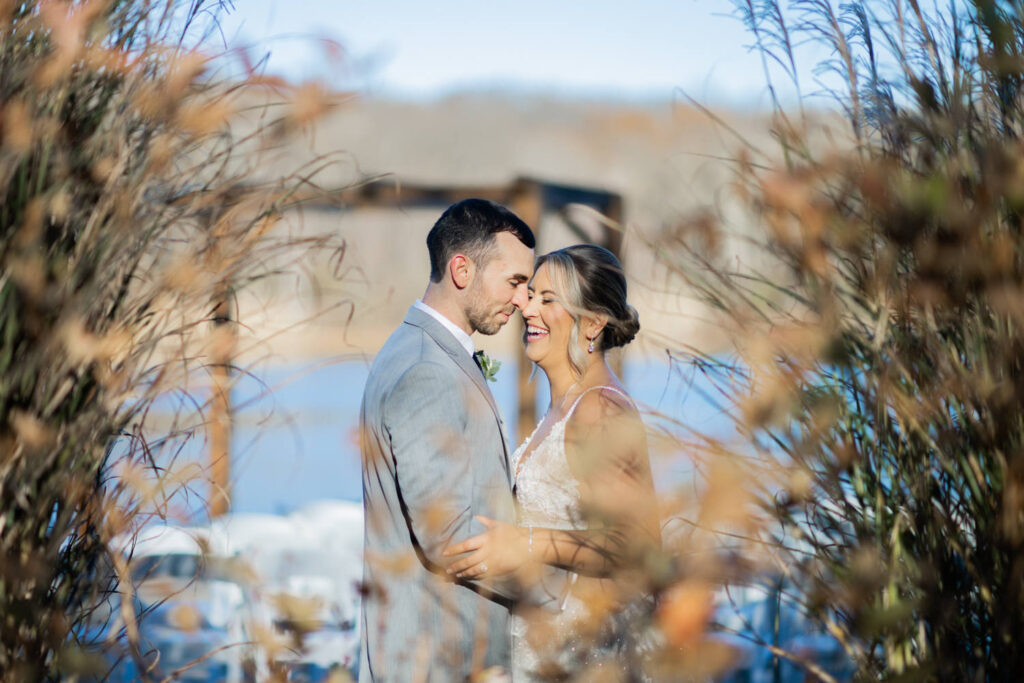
604,303,640,349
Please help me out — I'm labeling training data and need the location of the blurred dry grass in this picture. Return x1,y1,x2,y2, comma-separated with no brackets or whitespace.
0,0,349,679
650,0,1024,679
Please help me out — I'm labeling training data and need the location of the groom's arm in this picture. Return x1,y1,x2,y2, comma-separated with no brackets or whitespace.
384,361,516,599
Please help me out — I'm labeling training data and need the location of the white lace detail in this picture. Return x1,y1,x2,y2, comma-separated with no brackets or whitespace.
510,385,631,681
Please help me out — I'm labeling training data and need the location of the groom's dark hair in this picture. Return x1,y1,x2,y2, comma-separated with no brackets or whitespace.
426,198,535,282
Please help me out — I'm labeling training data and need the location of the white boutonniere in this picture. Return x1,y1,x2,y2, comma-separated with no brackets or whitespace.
473,349,501,382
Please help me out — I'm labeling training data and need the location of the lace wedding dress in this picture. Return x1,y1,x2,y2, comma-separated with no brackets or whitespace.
510,386,632,681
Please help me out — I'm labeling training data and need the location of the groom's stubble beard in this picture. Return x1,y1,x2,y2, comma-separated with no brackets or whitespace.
466,277,513,336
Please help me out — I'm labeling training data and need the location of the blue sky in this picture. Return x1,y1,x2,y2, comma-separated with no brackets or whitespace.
215,0,827,108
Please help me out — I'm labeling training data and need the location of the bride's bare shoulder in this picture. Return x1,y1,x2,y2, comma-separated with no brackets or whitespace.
571,385,636,423
564,386,646,476
565,386,642,448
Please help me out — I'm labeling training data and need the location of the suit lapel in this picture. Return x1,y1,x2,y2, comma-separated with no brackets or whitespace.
402,307,512,483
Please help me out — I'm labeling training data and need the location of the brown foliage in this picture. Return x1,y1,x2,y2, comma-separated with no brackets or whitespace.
0,1,344,679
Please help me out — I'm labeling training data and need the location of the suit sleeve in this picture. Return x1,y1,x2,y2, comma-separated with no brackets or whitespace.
383,360,516,598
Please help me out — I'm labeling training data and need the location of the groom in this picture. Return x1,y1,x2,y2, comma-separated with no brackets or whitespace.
359,199,535,681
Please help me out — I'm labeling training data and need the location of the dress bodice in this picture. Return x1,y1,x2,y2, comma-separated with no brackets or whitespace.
512,410,586,530
512,384,632,529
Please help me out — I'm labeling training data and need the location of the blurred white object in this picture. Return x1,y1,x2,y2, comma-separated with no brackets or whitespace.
107,502,365,680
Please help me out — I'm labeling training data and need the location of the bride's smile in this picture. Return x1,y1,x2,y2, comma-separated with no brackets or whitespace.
525,324,548,341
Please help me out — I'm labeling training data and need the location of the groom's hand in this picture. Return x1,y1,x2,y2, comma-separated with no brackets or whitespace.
442,515,530,579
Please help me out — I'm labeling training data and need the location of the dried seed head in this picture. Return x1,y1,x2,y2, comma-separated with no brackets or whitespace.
3,100,34,152
657,579,713,648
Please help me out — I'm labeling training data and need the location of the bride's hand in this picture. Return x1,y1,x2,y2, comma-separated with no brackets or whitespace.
442,515,528,579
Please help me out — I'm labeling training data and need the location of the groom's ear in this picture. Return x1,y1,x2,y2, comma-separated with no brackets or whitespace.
449,254,474,290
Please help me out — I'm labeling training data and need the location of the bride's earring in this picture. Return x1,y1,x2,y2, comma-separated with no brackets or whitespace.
587,337,594,354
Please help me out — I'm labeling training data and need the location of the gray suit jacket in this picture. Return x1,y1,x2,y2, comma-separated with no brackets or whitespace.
359,306,516,682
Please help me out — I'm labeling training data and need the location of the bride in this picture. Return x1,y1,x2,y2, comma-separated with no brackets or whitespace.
443,244,661,680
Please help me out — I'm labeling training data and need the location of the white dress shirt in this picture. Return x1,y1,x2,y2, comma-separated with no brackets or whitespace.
413,299,475,357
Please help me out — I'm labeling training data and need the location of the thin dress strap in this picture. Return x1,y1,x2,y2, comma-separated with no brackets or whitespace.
564,384,634,418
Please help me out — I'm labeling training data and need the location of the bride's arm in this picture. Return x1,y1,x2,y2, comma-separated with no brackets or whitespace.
443,389,661,579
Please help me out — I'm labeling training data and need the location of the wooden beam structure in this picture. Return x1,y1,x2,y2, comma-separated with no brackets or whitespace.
509,181,546,447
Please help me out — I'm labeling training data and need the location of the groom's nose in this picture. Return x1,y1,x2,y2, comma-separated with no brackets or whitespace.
510,283,529,310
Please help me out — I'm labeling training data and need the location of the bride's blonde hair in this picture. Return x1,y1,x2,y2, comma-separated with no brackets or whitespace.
535,245,640,377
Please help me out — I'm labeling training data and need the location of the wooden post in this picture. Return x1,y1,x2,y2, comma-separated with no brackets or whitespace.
511,179,544,447
208,288,234,518
603,194,625,380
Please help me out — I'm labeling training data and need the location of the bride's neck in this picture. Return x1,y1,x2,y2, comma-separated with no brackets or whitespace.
545,355,610,411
